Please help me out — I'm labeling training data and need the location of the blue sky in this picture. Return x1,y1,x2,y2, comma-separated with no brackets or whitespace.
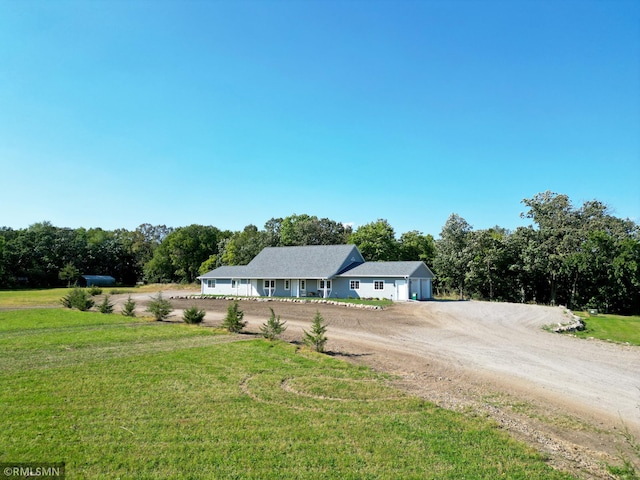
1,0,638,238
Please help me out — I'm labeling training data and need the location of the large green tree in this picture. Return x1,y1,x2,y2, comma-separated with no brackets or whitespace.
348,219,399,261
520,192,578,305
145,225,229,283
278,214,351,246
217,225,268,266
434,214,473,299
465,228,504,301
398,230,436,264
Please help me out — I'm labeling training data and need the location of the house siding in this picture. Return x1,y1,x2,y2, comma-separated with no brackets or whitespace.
202,279,254,296
347,277,402,300
328,278,351,299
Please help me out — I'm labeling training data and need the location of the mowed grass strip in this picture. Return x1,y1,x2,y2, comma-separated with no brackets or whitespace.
0,310,573,479
0,288,72,308
575,312,640,345
0,309,232,373
0,284,192,309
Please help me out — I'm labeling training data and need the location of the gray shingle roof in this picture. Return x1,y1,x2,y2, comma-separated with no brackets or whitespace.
199,266,249,278
338,261,434,278
198,245,365,279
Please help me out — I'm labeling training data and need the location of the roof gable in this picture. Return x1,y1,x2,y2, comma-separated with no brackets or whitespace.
338,261,434,278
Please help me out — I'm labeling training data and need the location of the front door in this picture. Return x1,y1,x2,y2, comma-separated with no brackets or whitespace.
300,279,306,297
396,279,408,301
264,280,275,297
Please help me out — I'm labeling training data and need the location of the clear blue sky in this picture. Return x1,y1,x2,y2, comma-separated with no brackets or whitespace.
1,0,638,238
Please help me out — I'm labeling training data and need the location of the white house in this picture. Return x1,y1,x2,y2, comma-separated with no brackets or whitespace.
197,245,434,301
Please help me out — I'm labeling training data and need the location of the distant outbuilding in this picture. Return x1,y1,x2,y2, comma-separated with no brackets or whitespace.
79,275,116,287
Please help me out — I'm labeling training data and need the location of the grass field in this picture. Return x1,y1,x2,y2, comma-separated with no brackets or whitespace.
0,288,75,308
0,288,137,308
0,284,198,309
575,312,640,345
0,308,574,479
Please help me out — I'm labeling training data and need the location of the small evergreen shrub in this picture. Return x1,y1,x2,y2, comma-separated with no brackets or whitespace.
183,306,206,324
260,308,287,341
60,292,74,309
88,286,103,296
121,296,137,317
146,292,173,321
222,300,246,333
60,287,95,311
98,295,114,314
303,310,328,353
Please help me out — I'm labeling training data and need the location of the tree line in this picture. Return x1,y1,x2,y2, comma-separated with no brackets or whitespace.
434,192,639,314
0,192,638,313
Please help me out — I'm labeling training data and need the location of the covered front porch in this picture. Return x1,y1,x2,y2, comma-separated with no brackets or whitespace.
259,278,332,298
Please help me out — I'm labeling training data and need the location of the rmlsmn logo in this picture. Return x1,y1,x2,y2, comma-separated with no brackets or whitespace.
1,463,65,479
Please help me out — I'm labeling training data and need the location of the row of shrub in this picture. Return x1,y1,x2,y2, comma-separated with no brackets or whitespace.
61,288,137,316
60,291,328,352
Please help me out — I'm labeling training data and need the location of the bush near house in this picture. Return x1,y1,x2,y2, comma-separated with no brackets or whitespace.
121,296,137,317
146,292,173,321
183,306,206,324
98,295,114,314
60,287,95,311
303,310,328,353
221,300,246,333
260,308,287,341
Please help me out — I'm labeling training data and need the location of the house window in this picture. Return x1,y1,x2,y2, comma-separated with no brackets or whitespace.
318,280,331,289
300,280,306,290
264,280,275,289
374,280,384,290
231,279,237,288
350,280,360,290
207,279,215,288
284,280,290,290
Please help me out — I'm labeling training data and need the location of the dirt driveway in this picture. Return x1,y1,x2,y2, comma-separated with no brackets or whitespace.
125,291,640,478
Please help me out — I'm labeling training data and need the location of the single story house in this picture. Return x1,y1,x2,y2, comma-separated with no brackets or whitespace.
197,245,434,301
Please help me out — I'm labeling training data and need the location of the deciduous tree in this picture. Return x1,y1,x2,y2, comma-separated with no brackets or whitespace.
398,230,436,264
348,219,398,261
434,214,472,299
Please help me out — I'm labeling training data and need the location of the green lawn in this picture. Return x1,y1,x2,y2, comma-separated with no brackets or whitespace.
0,288,138,308
0,309,573,479
0,288,72,308
574,312,640,345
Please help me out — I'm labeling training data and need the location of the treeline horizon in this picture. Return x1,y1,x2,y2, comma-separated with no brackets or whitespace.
1,191,638,314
